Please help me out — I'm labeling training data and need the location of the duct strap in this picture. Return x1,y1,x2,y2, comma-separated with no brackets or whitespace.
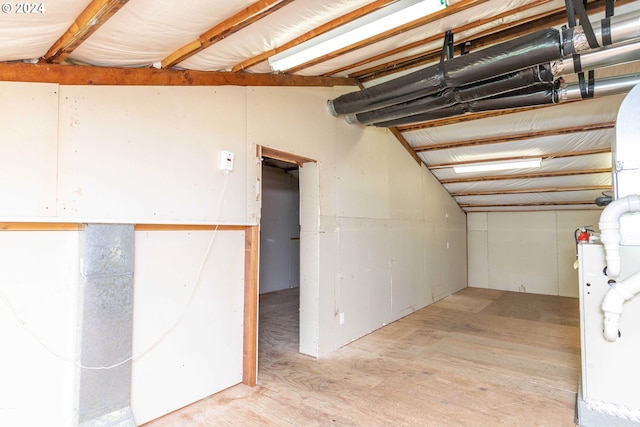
602,0,615,46
578,69,596,98
566,0,599,48
441,30,454,62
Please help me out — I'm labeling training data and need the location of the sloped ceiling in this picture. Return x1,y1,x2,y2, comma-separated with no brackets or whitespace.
2,0,639,212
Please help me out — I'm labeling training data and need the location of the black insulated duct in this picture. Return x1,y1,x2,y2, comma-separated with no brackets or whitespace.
372,83,557,128
347,64,554,126
328,8,640,127
327,28,562,116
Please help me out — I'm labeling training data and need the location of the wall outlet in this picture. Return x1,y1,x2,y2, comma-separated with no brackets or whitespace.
339,312,345,325
220,150,234,172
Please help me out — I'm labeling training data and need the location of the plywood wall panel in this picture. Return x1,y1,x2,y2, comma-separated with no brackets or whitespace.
336,218,392,341
390,221,427,318
57,86,248,223
335,126,391,219
131,230,244,425
468,210,603,296
0,82,58,219
488,212,558,294
0,231,80,427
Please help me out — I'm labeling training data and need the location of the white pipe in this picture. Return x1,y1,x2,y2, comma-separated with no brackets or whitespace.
601,271,640,341
598,194,640,278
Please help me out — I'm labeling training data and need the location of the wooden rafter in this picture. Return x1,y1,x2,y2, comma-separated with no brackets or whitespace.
415,122,615,152
459,200,597,208
429,148,611,169
44,0,129,63
397,104,553,130
389,127,422,165
0,62,356,86
162,0,293,69
353,0,634,82
450,185,611,197
325,0,551,78
352,3,561,81
440,168,611,184
284,0,488,74
231,0,396,72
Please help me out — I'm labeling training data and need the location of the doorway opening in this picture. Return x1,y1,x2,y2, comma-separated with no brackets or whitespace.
256,146,318,378
259,155,301,361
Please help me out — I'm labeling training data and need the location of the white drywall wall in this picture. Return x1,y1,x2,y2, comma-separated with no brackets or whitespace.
247,86,467,356
0,231,80,427
0,82,468,424
467,210,602,297
131,230,244,425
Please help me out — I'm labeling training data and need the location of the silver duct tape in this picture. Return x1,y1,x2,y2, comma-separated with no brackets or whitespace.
550,59,565,76
572,26,591,53
556,83,569,101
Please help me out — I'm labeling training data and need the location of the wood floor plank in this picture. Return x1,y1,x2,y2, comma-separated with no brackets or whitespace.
143,287,580,426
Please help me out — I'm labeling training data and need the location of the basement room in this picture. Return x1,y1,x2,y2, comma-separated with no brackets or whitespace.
2,1,640,426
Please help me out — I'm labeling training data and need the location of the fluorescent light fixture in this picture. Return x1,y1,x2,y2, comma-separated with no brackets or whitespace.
269,0,448,72
453,158,543,174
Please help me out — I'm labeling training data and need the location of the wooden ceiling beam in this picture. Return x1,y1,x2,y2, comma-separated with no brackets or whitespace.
429,148,611,169
162,0,293,69
440,168,611,184
355,0,635,82
231,0,397,72
44,0,129,63
451,185,611,197
0,62,357,86
285,0,488,74
415,122,615,152
389,127,422,165
459,200,597,208
326,0,551,78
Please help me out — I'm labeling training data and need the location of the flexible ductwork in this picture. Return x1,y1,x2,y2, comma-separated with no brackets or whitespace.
346,65,554,126
327,28,562,116
558,72,640,101
552,38,640,75
368,73,639,127
563,8,640,54
328,8,640,125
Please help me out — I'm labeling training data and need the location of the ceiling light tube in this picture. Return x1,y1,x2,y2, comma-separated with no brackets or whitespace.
453,158,543,174
269,0,448,72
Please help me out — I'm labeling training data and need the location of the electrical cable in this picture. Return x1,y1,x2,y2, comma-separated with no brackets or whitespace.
0,170,232,370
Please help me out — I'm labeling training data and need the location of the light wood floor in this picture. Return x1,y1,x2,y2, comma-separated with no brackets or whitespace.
145,287,580,426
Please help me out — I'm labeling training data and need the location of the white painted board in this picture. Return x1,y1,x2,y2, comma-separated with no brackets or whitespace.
131,229,244,425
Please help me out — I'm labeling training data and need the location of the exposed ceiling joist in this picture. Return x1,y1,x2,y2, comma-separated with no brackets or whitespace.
355,0,635,82
162,0,293,69
429,148,611,169
460,200,598,208
440,168,611,184
348,0,553,80
44,0,129,63
0,62,356,86
450,185,611,197
325,0,551,78
414,122,615,152
232,0,397,72
286,0,489,74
